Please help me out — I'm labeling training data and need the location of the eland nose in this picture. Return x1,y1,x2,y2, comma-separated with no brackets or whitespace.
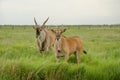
58,50,61,53
56,36,60,41
57,37,60,41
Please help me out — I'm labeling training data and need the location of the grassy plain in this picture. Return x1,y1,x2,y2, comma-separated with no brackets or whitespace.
0,26,120,80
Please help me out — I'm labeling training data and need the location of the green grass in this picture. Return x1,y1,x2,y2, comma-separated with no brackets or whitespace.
0,26,120,80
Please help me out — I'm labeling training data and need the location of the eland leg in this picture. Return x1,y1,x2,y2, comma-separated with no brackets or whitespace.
76,51,80,64
65,53,69,62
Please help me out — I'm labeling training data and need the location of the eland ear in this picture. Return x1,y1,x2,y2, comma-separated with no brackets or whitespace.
51,29,55,33
33,26,36,29
61,28,67,33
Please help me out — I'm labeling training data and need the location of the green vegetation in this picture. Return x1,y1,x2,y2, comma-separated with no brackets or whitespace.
0,26,120,80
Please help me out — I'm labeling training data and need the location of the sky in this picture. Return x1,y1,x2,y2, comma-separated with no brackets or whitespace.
0,0,120,25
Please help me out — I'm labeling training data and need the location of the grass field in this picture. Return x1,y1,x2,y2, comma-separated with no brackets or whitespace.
0,26,120,80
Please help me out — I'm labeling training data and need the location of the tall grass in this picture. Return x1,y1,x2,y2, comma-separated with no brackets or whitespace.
0,26,120,80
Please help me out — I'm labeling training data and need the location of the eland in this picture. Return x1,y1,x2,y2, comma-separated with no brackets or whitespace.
33,17,56,54
51,29,87,63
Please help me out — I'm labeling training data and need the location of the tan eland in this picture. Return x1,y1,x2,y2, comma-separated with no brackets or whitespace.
51,28,87,63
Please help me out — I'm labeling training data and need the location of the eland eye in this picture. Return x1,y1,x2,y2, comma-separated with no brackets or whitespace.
36,29,40,38
36,30,40,34
39,29,42,31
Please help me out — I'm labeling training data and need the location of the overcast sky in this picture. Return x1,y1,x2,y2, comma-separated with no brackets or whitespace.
0,0,120,25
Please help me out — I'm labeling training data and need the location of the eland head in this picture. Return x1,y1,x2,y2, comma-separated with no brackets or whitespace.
51,29,66,41
33,17,49,38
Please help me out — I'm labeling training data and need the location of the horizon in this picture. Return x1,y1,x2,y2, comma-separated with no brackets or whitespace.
1,24,120,26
